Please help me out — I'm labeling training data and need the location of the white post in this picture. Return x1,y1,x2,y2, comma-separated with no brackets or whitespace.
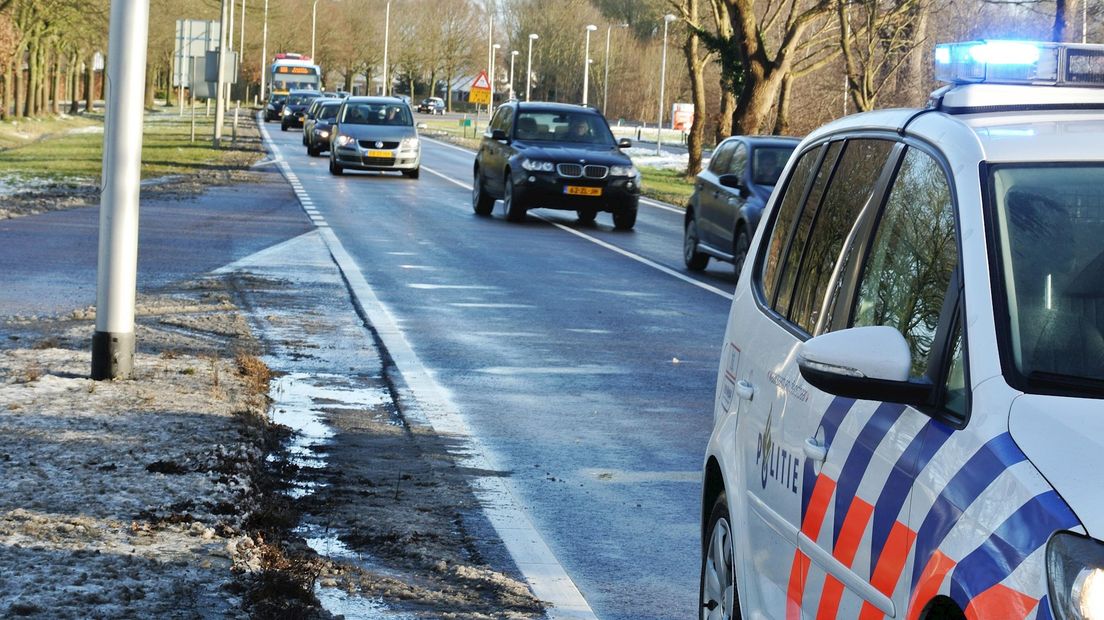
526,34,538,101
582,25,596,106
310,0,318,59
656,14,676,156
226,0,235,105
214,0,229,147
259,0,268,98
92,0,151,380
177,20,185,116
491,43,500,113
509,50,518,100
382,0,391,95
486,12,494,115
239,0,246,102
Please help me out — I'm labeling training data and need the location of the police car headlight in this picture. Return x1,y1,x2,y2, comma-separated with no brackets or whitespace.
1048,533,1104,620
609,165,638,177
335,135,353,147
521,159,554,173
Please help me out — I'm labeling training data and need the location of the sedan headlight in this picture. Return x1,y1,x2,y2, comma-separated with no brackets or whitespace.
1048,533,1104,620
319,130,330,138
334,135,354,147
521,159,555,173
400,136,420,150
609,165,638,177
281,106,290,116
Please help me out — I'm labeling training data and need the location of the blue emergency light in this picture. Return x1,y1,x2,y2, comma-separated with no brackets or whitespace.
935,40,1104,86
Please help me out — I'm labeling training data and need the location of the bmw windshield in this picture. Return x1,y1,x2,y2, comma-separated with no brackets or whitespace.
990,165,1104,396
514,112,615,146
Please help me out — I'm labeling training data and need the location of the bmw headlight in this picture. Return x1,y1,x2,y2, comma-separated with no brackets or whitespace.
335,135,354,147
521,159,555,173
609,165,638,177
400,136,420,151
1048,533,1104,620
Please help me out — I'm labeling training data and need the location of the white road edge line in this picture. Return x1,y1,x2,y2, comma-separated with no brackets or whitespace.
420,165,733,301
259,116,597,620
422,136,685,214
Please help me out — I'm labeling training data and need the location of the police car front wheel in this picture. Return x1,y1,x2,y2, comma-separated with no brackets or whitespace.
700,491,739,620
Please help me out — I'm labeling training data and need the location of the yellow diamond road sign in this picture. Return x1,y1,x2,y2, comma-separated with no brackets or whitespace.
468,70,492,105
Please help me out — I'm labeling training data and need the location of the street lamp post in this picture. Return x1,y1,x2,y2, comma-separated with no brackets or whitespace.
259,0,268,99
603,23,628,112
310,0,318,59
509,50,518,100
382,0,391,95
526,33,538,101
582,24,597,106
239,0,246,101
656,14,676,155
491,43,501,110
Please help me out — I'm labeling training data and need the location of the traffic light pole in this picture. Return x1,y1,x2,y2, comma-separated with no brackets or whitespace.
92,0,151,380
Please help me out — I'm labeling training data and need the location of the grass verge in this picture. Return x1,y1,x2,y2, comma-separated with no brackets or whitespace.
0,107,262,184
639,166,694,208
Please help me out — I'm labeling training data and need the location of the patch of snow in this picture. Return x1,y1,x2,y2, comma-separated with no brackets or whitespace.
624,146,709,171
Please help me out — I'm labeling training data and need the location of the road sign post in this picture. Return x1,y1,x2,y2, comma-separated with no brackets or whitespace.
92,0,151,380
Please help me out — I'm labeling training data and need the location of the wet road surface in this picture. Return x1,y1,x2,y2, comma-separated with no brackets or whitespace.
264,124,740,619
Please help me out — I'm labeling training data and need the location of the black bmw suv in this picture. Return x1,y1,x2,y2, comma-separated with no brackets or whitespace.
472,102,640,229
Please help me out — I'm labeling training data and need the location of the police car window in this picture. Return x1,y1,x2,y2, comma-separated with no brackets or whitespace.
775,142,843,315
851,147,957,375
788,139,892,333
944,322,968,418
729,143,748,177
709,142,735,174
992,165,1104,392
761,147,820,304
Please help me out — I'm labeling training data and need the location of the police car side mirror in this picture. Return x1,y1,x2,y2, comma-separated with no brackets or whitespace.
797,326,935,407
491,129,508,141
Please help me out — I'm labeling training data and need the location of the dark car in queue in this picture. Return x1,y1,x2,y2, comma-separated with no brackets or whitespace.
301,95,340,145
417,97,445,115
264,93,288,122
472,102,640,230
305,100,342,156
329,97,420,178
683,135,799,275
280,89,321,131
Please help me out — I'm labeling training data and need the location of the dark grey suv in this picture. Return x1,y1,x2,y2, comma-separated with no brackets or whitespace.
683,135,799,275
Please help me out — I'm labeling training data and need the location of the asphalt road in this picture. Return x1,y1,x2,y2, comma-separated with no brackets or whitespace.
266,126,740,619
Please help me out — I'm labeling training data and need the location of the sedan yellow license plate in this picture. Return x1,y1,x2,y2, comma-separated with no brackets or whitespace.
564,186,602,197
366,150,392,158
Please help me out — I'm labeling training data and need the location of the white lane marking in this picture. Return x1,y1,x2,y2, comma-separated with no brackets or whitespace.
448,303,534,309
640,197,683,214
422,135,479,156
260,114,597,620
407,283,497,290
419,165,733,301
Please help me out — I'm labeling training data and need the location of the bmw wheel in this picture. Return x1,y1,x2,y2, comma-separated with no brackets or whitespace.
472,168,494,215
612,208,637,231
700,491,738,620
684,218,710,271
504,177,526,222
577,209,597,224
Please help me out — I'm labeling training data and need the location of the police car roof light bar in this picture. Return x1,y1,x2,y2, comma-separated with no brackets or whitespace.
935,40,1104,87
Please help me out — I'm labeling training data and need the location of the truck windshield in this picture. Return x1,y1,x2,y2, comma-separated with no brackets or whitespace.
991,165,1104,396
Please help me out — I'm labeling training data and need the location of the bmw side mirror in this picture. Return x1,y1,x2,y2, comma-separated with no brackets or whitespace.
618,137,632,148
491,128,508,141
797,326,935,407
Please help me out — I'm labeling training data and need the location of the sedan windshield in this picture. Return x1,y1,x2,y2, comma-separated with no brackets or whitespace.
752,146,796,186
340,102,413,126
514,112,614,145
991,165,1104,395
318,105,339,120
287,93,318,105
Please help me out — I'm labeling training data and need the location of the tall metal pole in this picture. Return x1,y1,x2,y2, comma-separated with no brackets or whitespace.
491,43,500,111
226,0,235,104
92,0,151,380
214,0,229,147
486,12,494,114
311,0,318,60
382,0,391,95
526,34,538,101
260,0,268,99
177,21,185,116
509,50,518,100
582,25,596,106
239,0,246,101
656,14,675,155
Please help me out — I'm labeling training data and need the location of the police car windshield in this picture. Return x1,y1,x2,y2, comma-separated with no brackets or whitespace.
992,165,1104,395
514,112,614,145
340,103,413,126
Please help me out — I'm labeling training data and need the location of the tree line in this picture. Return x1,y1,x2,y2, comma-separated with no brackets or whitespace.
1,0,1093,176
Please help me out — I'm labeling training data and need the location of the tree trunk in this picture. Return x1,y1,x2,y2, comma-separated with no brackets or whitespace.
682,0,707,177
2,59,12,120
22,41,34,117
52,51,61,115
84,53,94,113
1053,0,1071,42
68,53,80,115
445,67,454,111
772,74,792,135
13,53,23,118
144,63,155,109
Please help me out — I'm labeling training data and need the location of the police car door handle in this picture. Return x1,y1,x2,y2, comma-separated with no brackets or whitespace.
804,437,828,462
735,380,755,401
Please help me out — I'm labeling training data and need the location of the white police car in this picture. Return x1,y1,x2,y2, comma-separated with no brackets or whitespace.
701,41,1104,620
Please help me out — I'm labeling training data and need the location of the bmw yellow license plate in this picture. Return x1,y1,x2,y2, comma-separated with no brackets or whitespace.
564,186,602,197
367,150,392,158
